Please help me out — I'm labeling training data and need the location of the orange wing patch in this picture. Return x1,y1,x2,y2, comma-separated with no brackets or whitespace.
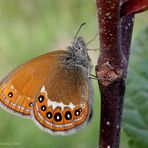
0,50,66,117
0,81,32,116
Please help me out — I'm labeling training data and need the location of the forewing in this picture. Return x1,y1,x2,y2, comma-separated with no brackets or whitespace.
0,50,65,117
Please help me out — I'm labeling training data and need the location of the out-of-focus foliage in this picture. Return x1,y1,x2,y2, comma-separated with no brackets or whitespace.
0,0,147,148
123,27,148,148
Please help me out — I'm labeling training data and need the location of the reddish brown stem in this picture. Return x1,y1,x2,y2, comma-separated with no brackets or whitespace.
121,0,148,16
96,0,127,87
96,0,134,148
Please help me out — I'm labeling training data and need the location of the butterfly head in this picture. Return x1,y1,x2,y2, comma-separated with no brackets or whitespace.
63,36,90,69
73,36,86,51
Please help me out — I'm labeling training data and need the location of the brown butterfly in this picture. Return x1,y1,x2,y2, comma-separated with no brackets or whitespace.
0,23,93,135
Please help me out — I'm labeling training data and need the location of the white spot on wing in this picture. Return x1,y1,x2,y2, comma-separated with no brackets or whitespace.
41,86,48,95
41,85,76,110
69,102,75,110
27,97,31,100
47,99,75,111
10,85,15,89
57,116,60,120
41,86,85,111
10,85,17,92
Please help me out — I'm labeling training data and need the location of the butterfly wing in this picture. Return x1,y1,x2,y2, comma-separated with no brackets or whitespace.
0,50,66,117
0,49,93,134
32,58,93,135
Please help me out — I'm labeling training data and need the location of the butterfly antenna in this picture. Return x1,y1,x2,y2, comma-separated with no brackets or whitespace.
74,22,86,41
86,33,98,45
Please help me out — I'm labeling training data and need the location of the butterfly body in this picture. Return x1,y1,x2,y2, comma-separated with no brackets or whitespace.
0,37,93,135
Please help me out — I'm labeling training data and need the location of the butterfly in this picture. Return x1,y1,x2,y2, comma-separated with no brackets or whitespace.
0,24,94,135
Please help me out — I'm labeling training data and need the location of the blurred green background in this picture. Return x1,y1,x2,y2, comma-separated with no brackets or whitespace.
0,0,148,148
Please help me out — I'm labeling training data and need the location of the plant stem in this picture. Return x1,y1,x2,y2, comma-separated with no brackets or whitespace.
96,0,134,147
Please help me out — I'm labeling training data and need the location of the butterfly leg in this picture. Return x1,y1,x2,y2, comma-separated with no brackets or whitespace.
88,74,102,80
87,48,99,51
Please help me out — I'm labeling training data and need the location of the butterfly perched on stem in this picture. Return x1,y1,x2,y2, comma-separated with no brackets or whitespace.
0,23,94,135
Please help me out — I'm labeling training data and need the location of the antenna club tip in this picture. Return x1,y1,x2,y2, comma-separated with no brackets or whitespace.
82,22,86,26
73,22,86,40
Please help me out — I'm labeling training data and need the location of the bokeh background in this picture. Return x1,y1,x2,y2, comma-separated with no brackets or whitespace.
0,1,148,148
